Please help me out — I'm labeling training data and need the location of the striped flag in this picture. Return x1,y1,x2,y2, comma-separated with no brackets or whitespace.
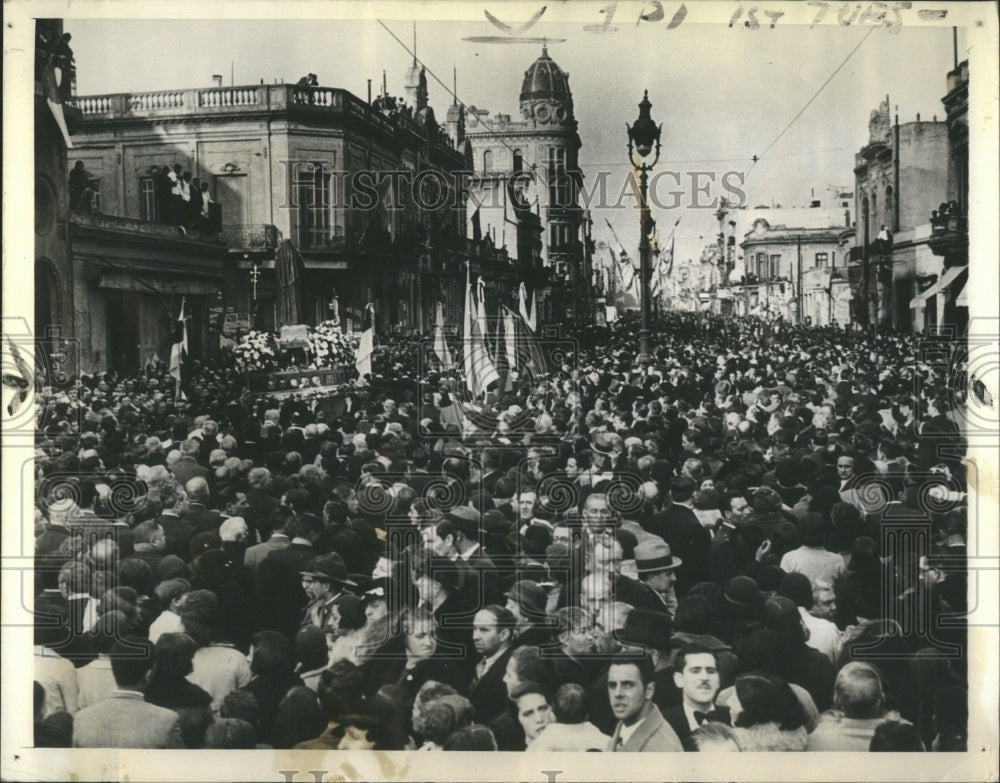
518,282,537,333
432,301,453,370
355,303,374,379
168,298,189,401
503,306,518,371
463,268,498,397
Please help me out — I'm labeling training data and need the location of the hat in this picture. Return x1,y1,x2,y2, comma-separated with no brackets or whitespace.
301,553,357,587
503,579,547,617
446,506,481,535
778,572,814,609
715,380,732,397
762,596,802,633
724,576,764,609
616,608,673,650
591,431,622,456
634,540,682,574
752,486,783,513
755,564,786,593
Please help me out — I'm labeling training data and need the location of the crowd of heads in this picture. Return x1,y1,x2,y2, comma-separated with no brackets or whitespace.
32,312,970,751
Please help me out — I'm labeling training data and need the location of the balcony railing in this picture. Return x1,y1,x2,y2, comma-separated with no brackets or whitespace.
221,223,281,250
928,211,968,259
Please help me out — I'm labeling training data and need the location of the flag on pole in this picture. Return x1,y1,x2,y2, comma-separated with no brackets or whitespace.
432,301,453,370
169,298,189,401
463,268,498,397
518,282,537,333
355,303,374,379
39,34,74,149
494,304,511,393
503,307,518,372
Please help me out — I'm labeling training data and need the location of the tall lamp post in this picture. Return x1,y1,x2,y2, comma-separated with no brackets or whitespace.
250,262,260,330
627,90,662,363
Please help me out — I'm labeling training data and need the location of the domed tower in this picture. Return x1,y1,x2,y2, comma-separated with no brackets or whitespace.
519,44,575,129
519,46,583,298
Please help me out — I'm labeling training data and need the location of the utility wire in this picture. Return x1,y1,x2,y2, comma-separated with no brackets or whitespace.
377,19,538,173
747,25,877,177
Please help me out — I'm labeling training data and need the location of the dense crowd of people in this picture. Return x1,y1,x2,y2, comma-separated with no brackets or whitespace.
31,312,970,752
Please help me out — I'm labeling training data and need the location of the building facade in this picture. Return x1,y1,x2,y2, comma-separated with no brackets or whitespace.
712,203,854,324
853,98,955,331
465,47,594,323
68,67,515,345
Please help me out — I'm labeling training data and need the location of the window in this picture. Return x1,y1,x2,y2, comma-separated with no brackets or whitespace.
547,146,569,207
482,150,493,173
831,251,836,267
294,162,332,248
815,252,828,268
549,222,570,249
513,149,523,173
769,254,781,278
139,177,158,222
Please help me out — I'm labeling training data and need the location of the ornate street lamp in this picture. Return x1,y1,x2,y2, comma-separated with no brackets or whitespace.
627,90,662,363
249,261,260,329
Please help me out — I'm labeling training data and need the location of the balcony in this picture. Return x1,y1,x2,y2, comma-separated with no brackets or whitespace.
222,223,281,251
928,211,968,261
68,85,461,160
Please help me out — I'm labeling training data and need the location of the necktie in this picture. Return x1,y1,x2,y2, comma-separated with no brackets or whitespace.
612,735,623,751
693,711,710,725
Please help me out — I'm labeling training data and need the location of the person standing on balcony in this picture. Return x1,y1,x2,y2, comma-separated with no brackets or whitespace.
168,165,183,225
69,161,87,209
200,183,215,231
189,177,204,229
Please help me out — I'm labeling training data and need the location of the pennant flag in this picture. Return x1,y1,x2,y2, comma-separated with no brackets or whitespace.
518,282,537,333
503,307,518,372
358,176,395,246
471,207,483,243
39,34,74,149
463,268,498,397
664,233,675,278
169,298,189,401
432,301,453,370
355,303,374,379
494,304,512,393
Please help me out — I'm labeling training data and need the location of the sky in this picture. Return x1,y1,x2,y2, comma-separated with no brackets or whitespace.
67,6,969,267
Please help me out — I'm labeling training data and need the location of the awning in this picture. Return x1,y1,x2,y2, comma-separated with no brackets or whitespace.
97,270,220,296
909,266,966,309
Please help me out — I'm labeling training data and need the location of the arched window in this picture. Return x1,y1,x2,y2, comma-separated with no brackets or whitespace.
482,150,493,173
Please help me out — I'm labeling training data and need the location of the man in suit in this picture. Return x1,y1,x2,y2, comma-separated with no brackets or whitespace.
663,643,731,750
182,477,222,534
73,638,184,748
646,475,711,597
155,481,195,559
299,552,357,630
631,540,682,616
607,653,683,751
170,438,208,487
468,605,516,725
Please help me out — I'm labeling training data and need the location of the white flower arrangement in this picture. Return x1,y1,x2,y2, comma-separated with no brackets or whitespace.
230,330,279,373
304,320,357,369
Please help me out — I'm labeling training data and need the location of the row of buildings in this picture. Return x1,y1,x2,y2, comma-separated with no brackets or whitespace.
35,20,595,376
698,61,969,334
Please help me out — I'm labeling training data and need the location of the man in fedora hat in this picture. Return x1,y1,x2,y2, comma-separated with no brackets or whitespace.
632,540,682,616
437,506,500,605
504,579,553,648
300,552,357,630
